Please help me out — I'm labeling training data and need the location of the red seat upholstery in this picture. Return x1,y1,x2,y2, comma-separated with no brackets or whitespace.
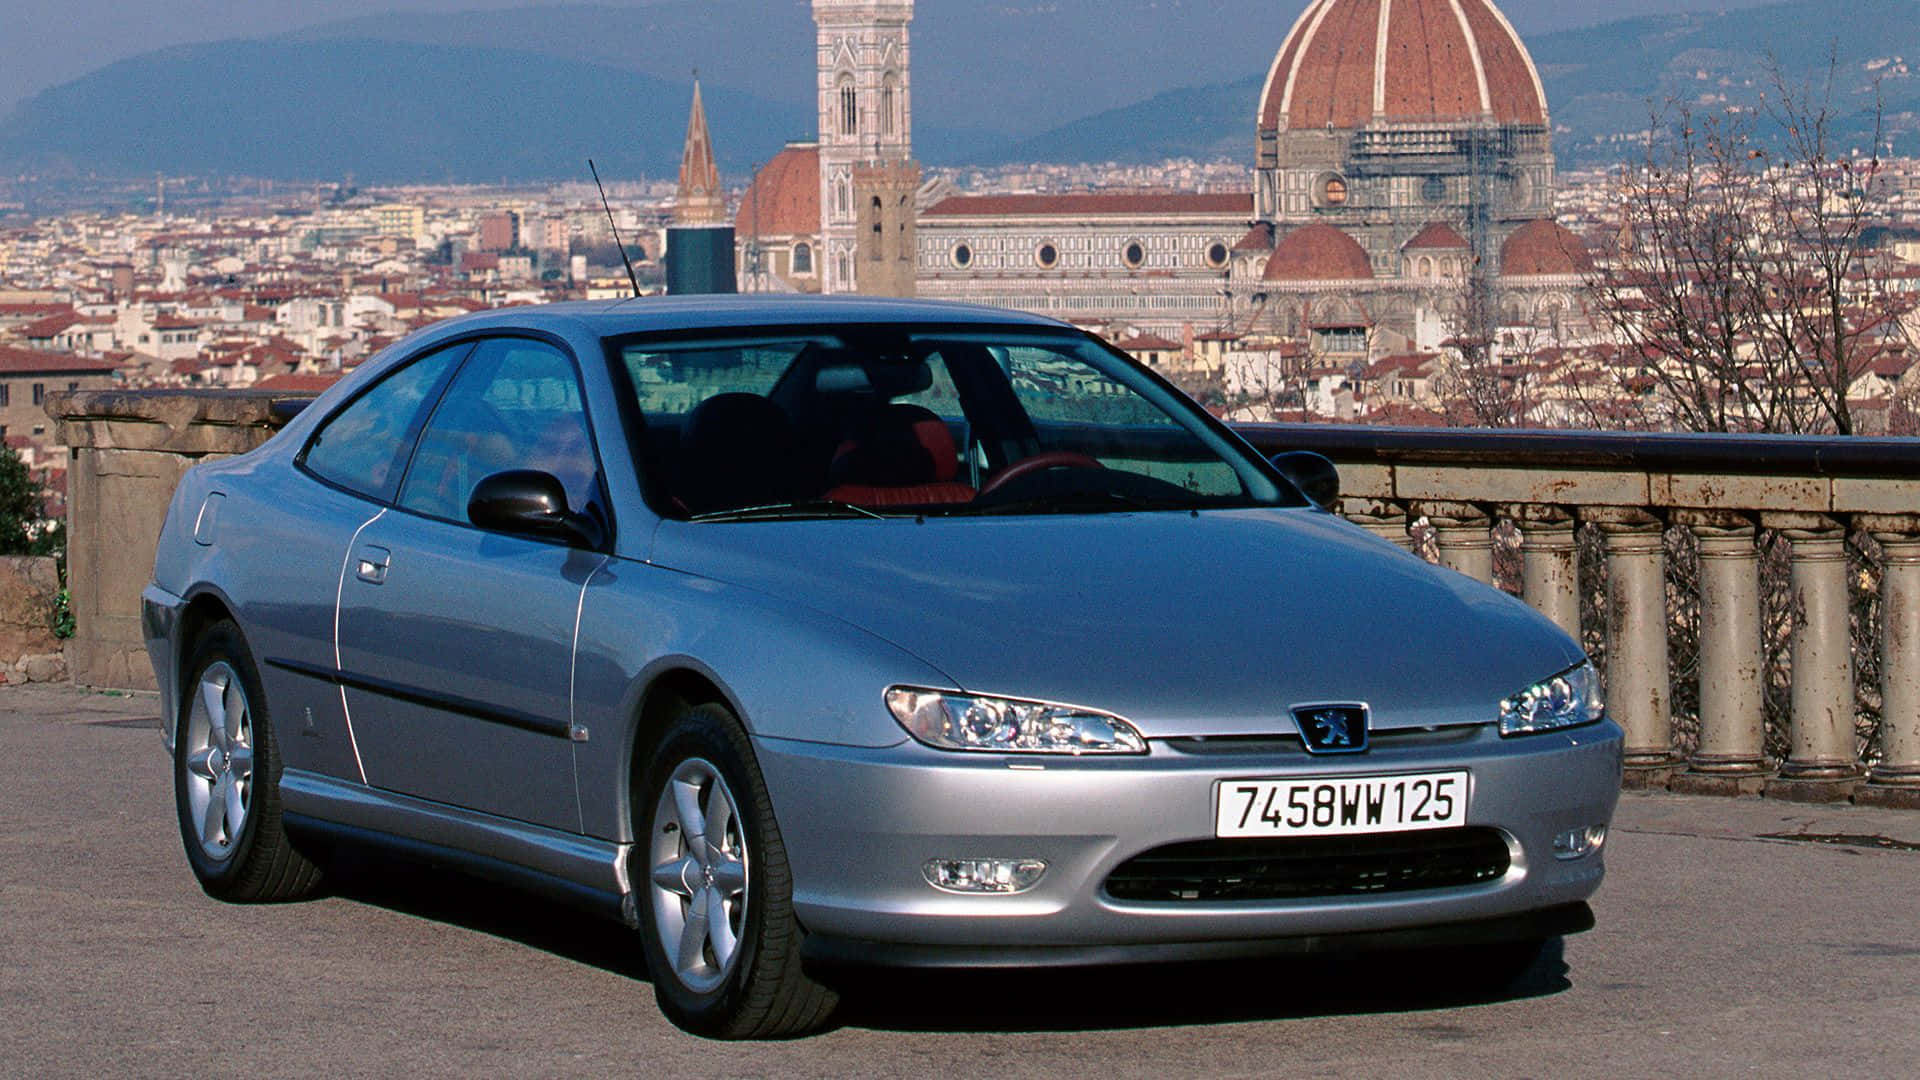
826,404,977,507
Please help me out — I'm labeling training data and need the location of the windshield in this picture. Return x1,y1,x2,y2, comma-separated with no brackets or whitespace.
610,325,1300,520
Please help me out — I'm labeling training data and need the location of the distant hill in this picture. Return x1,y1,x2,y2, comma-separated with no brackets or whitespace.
279,1,1308,144
1531,0,1920,165
0,0,1914,181
0,38,808,183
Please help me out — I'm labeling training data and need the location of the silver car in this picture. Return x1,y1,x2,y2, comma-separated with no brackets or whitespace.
145,296,1622,1038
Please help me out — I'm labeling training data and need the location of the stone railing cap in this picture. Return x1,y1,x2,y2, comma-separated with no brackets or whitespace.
46,389,321,431
1236,423,1920,480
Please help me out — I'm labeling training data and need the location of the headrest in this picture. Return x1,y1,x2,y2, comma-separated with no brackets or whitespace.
678,394,798,514
814,365,873,394
809,347,933,398
829,404,960,487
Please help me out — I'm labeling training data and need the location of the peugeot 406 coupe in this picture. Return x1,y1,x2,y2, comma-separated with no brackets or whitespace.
145,296,1622,1038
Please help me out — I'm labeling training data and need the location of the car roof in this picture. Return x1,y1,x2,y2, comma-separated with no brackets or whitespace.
431,295,1077,340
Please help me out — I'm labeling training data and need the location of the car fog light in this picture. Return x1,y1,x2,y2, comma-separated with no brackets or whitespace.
1552,825,1608,860
923,857,1048,894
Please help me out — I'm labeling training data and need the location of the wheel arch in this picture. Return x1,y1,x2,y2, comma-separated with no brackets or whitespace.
168,587,242,746
618,661,743,839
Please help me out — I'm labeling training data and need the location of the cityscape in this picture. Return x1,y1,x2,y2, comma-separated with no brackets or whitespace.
1,0,1918,503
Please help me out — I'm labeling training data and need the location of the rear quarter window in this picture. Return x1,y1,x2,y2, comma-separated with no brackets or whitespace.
300,341,467,501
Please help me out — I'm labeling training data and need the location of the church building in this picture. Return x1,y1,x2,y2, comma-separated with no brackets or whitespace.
734,0,1592,351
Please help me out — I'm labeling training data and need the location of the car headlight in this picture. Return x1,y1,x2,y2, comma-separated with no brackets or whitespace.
886,687,1148,755
1498,661,1606,737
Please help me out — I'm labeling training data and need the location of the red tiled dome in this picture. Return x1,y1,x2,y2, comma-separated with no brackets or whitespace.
1263,224,1375,281
1501,219,1592,276
1403,221,1470,250
734,143,820,239
1260,0,1547,132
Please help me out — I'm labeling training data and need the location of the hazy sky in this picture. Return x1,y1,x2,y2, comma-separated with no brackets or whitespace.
0,0,1791,113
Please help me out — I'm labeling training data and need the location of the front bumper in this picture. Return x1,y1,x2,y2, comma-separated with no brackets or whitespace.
756,721,1622,958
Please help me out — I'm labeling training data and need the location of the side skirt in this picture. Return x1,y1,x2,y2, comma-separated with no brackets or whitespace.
279,770,638,928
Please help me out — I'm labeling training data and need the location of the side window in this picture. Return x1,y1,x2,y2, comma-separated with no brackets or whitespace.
398,338,600,524
301,342,467,501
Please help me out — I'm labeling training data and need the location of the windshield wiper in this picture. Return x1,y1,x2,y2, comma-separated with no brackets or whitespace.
691,499,888,523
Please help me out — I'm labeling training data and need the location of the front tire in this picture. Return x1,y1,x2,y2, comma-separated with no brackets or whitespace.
636,702,837,1039
173,619,321,902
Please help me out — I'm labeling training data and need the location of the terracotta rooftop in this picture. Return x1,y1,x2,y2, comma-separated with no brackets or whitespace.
1501,219,1593,276
255,373,342,392
1263,224,1375,282
1260,0,1547,131
1404,222,1471,250
0,345,122,375
1233,224,1277,253
1115,333,1183,351
736,143,822,240
19,314,85,337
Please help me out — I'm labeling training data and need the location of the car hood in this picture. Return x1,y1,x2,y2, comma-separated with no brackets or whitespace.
649,510,1585,738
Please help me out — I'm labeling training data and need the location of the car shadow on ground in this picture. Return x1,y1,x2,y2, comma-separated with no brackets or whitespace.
318,850,1568,1035
319,849,653,984
830,942,1570,1034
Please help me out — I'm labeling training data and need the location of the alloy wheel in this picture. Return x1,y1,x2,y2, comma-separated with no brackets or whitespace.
181,661,255,860
648,758,751,994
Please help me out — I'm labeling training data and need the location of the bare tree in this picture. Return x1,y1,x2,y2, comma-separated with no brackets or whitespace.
1431,266,1547,428
1748,57,1908,435
1589,52,1911,435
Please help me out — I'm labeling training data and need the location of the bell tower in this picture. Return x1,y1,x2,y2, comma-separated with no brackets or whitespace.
813,0,919,296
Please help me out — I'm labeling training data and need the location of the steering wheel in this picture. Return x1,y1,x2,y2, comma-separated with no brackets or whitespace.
979,451,1105,496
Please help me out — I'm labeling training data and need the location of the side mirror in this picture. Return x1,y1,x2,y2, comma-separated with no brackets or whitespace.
468,470,604,549
1269,451,1341,511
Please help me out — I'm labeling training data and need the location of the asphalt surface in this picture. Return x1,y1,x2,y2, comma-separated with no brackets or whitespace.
4,684,1919,1079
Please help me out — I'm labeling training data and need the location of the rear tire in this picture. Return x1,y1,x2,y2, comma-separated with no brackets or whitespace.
173,619,322,902
635,702,837,1039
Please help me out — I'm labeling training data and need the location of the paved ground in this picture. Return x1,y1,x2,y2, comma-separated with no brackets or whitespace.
3,684,1918,1079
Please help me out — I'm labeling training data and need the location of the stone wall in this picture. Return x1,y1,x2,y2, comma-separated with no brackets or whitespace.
0,555,66,684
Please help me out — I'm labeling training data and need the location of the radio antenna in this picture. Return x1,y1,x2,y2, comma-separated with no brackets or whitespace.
588,158,642,298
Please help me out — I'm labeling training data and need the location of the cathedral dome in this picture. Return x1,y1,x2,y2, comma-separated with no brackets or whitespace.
1264,224,1375,281
1259,0,1547,132
1501,219,1592,276
735,143,821,239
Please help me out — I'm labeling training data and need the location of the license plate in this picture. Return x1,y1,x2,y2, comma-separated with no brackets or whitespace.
1214,771,1469,838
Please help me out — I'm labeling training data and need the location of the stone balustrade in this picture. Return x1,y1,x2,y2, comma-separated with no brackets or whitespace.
40,389,1920,809
1239,423,1920,809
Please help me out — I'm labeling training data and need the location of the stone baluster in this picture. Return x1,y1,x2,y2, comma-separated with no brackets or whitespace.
1673,512,1768,795
1421,501,1493,584
1516,508,1579,639
1342,498,1414,552
1592,511,1675,780
1862,517,1920,808
1765,515,1863,801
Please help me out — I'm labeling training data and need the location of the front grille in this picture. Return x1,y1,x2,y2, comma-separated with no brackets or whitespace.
1104,827,1511,904
1163,726,1481,756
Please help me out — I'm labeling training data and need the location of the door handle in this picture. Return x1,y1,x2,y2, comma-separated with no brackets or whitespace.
355,546,391,585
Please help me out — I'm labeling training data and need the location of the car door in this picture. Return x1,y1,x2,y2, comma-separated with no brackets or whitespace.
334,335,610,832
261,339,474,782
